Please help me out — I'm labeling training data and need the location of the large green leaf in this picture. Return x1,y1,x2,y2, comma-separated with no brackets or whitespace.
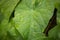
12,0,60,40
0,0,60,40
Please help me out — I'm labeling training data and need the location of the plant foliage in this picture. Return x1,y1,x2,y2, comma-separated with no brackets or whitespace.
0,0,60,40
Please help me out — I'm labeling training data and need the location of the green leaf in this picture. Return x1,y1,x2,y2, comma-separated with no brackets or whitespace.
0,0,20,40
0,0,60,40
13,0,58,40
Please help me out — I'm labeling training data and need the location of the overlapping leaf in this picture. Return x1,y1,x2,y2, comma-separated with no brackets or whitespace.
0,0,21,40
0,0,60,40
